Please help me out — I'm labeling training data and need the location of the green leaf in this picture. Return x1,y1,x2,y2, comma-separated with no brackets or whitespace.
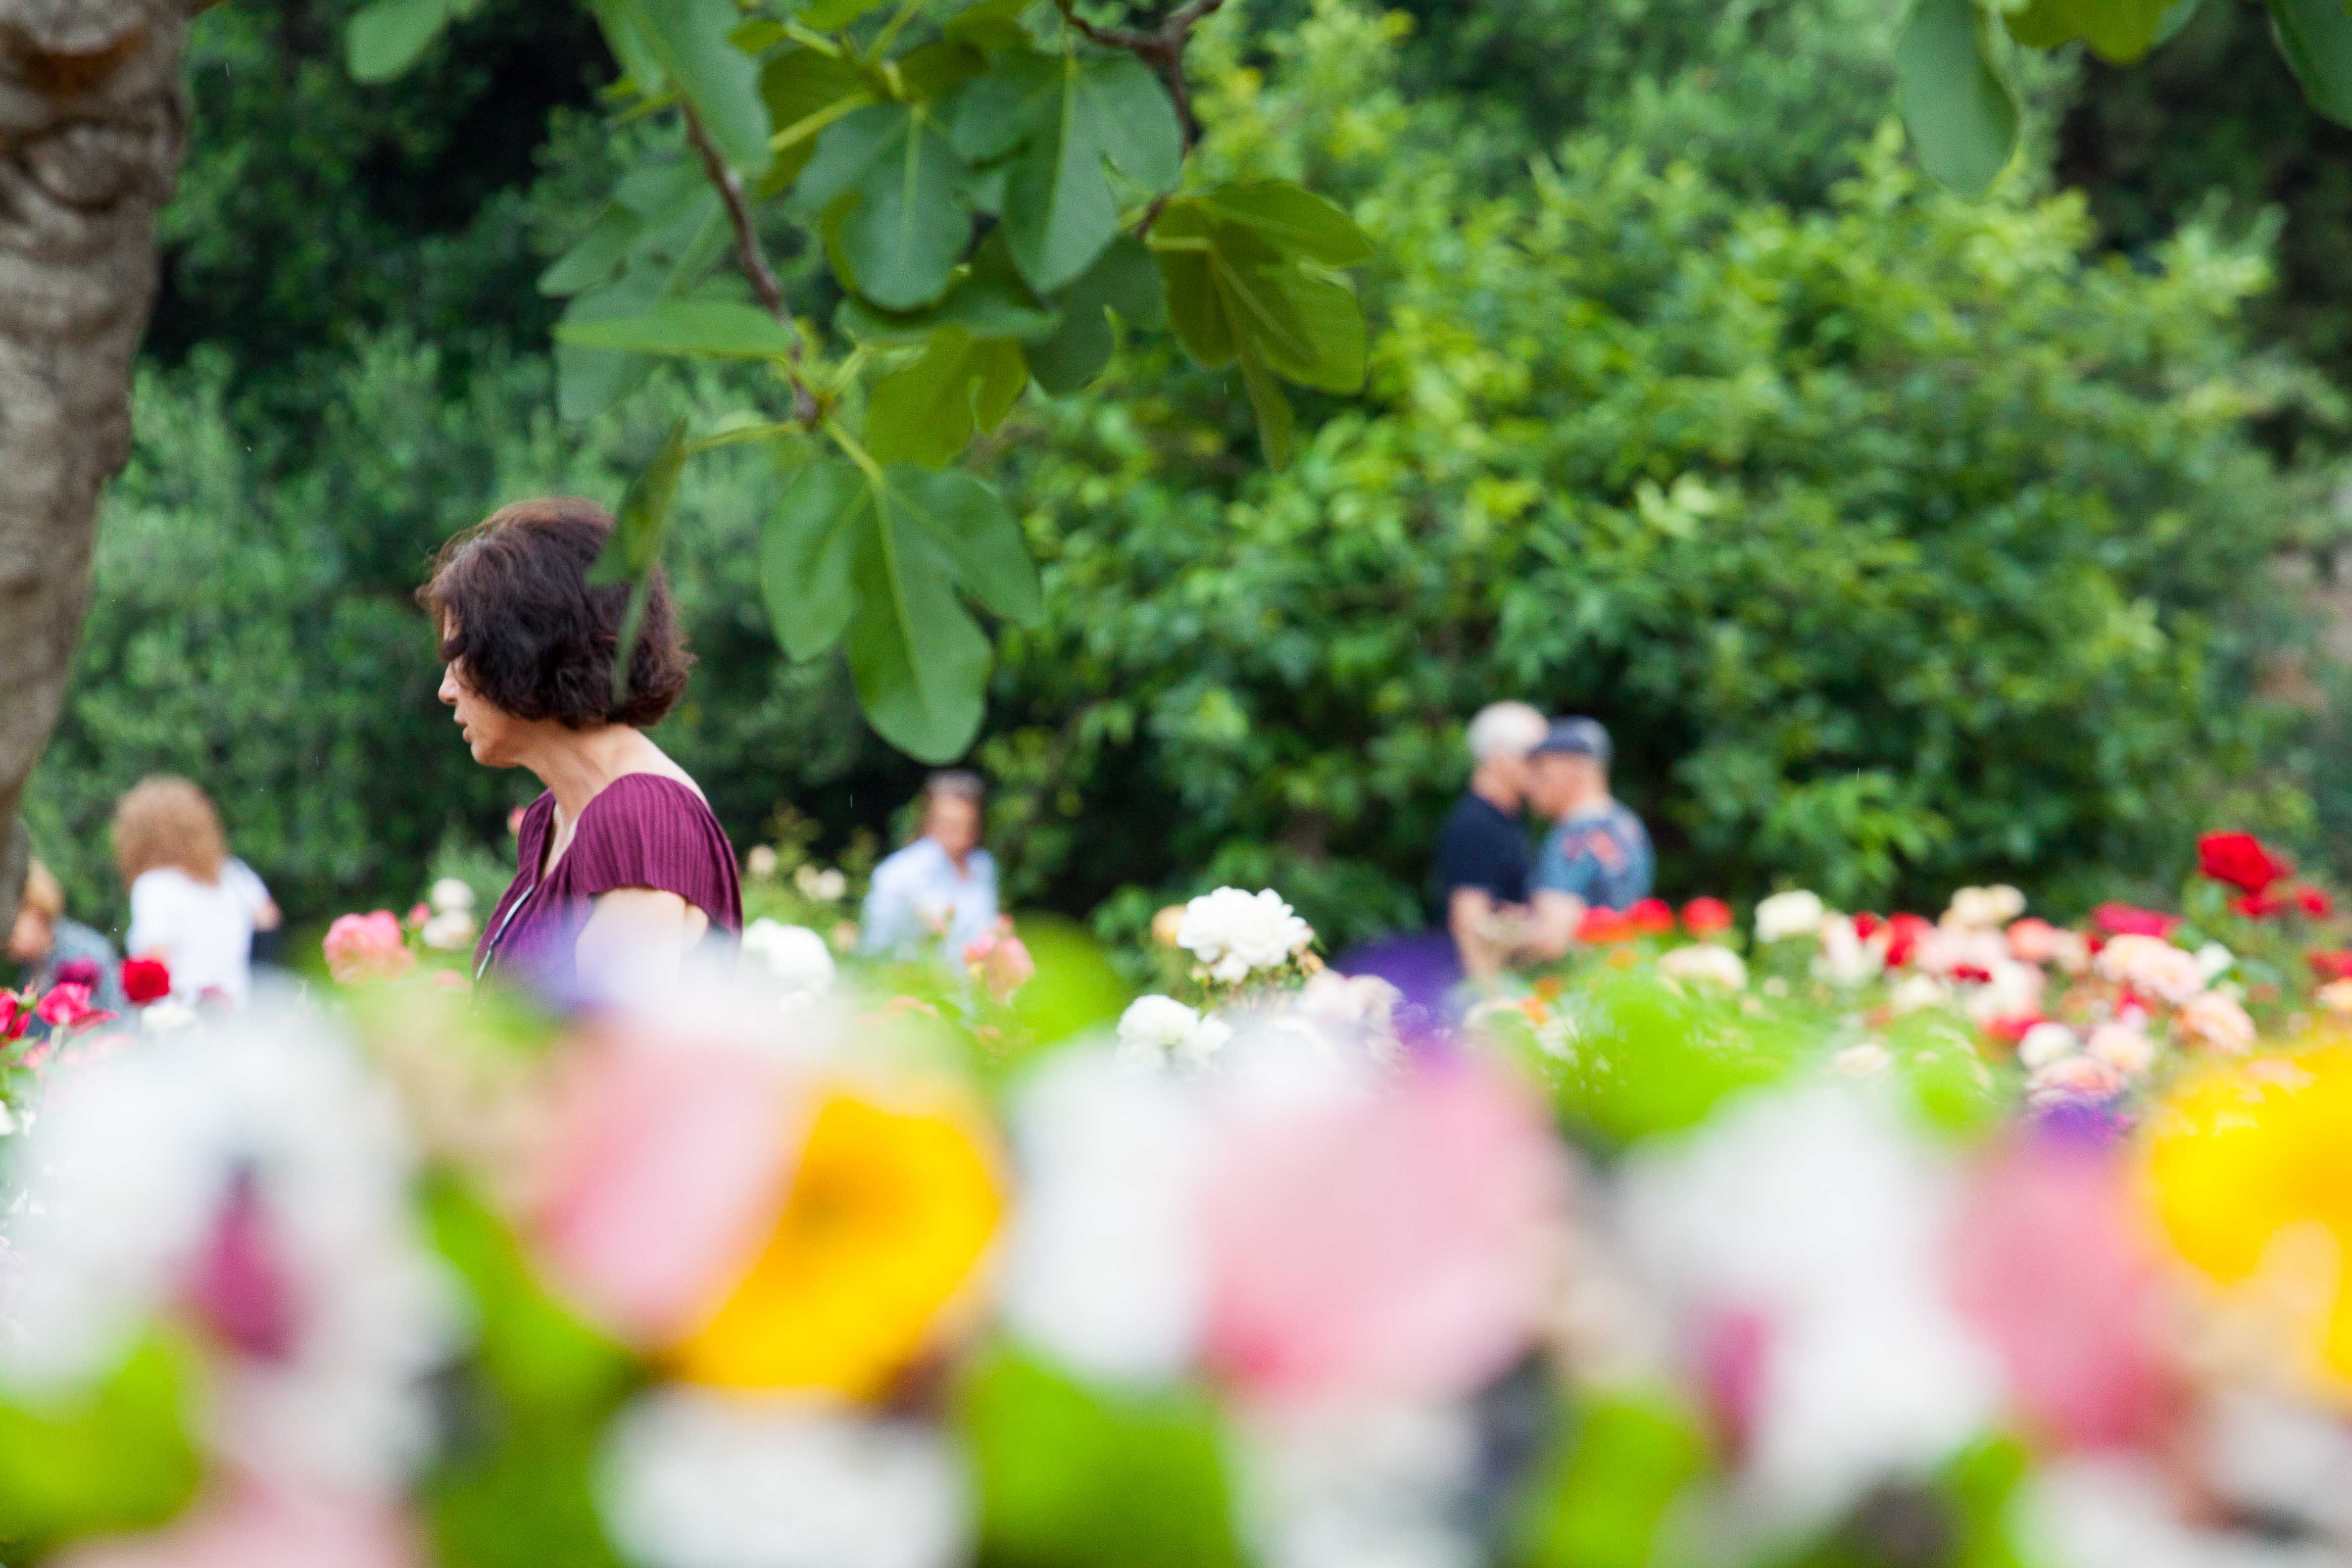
539,206,645,297
589,0,669,93
595,420,691,702
944,0,1040,48
763,460,868,661
759,459,1037,759
761,45,875,190
800,0,890,26
1512,1389,1707,1568
629,0,774,170
953,50,1183,292
794,102,971,309
1895,0,2019,196
838,232,1063,345
554,272,666,421
848,496,994,761
347,0,480,82
898,38,990,102
1154,199,1366,391
555,299,803,359
423,1177,634,1417
1027,232,1164,394
1235,342,1296,468
961,1347,1244,1568
1185,181,1372,267
867,328,1029,467
2267,0,2352,125
0,1333,203,1555
895,465,1041,625
2003,0,2171,60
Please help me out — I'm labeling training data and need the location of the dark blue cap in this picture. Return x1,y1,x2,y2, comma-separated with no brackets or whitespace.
1534,716,1611,764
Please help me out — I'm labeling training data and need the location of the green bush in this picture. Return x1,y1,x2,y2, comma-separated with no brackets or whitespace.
978,3,2323,943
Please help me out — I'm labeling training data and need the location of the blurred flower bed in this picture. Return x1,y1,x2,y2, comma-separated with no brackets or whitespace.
0,834,2350,1567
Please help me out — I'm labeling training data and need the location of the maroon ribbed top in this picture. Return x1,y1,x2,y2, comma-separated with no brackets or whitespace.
476,773,742,995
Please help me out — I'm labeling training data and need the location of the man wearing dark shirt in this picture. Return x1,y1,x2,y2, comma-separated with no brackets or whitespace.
1432,701,1547,980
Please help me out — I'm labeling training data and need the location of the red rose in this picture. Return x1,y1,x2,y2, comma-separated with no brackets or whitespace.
1884,912,1933,969
121,958,172,1006
0,991,26,1043
2298,885,2334,918
2092,903,2179,939
1680,897,1733,935
1853,912,1886,940
2309,950,2352,982
2197,831,2287,894
1980,1014,2042,1045
2232,889,2289,920
1626,897,1675,935
1576,907,1636,944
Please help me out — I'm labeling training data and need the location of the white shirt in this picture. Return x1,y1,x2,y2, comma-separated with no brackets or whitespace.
126,863,266,1002
860,838,998,960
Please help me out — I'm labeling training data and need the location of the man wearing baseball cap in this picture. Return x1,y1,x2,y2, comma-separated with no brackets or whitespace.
1521,716,1653,959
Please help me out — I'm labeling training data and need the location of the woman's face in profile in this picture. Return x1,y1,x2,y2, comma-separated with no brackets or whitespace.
438,624,526,767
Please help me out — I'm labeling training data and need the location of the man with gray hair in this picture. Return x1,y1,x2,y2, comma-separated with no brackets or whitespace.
1433,701,1547,980
861,770,999,961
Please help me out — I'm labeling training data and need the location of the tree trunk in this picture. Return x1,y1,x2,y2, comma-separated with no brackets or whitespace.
0,0,190,931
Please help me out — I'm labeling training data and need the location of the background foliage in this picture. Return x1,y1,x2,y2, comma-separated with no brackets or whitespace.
20,0,2352,951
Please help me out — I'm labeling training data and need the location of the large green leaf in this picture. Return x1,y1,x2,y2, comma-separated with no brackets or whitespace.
554,271,667,422
961,1348,1243,1568
594,420,691,703
539,160,714,298
346,0,482,82
2267,0,2352,125
555,299,805,360
762,460,868,662
801,0,890,25
836,232,1061,345
2003,0,2171,60
793,102,971,309
1155,203,1366,388
1027,232,1166,394
952,50,1183,292
1895,0,2019,196
758,460,1037,759
0,1334,202,1555
588,0,669,93
1182,181,1372,267
760,45,875,192
866,328,1029,468
628,0,773,170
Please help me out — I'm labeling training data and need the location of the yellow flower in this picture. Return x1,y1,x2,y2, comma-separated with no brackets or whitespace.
668,1085,1003,1399
2142,1045,2352,1399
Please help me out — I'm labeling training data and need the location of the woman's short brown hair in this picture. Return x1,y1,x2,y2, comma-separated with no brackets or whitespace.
417,497,692,729
114,776,228,886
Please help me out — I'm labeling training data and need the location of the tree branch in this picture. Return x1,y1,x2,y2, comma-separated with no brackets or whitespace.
680,103,821,426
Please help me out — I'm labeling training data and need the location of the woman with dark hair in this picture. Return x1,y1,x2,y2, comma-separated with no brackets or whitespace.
419,497,740,997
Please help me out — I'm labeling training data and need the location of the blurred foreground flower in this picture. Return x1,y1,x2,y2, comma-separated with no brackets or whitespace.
740,919,836,1000
529,1025,1002,1399
2144,1046,2352,1398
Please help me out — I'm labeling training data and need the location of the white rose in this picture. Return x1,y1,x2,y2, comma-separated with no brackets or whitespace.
1659,943,1748,991
2175,990,2256,1055
1961,959,2045,1026
741,919,837,998
2016,1022,2079,1071
2095,935,2204,1005
1117,994,1205,1060
1945,884,2026,930
1811,916,1885,988
745,845,780,880
1754,890,1826,943
1833,1042,1890,1076
429,877,477,916
1888,973,1951,1015
2195,941,2235,983
1176,887,1314,980
420,909,478,951
1182,1015,1234,1067
813,869,848,903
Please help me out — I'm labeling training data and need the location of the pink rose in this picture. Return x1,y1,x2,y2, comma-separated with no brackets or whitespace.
527,1027,799,1344
36,982,114,1032
1947,1138,2181,1452
2006,917,2061,964
2174,990,2255,1055
322,912,413,985
1199,1061,1571,1404
2028,1055,2126,1103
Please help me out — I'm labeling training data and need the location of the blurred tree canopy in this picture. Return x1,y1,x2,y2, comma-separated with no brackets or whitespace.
19,0,2349,947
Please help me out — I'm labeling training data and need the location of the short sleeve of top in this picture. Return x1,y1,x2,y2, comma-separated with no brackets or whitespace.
1432,793,1532,909
477,775,743,990
1534,803,1655,912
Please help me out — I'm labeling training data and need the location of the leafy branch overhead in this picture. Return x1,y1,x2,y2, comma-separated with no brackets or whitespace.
1894,0,2352,196
346,0,1371,763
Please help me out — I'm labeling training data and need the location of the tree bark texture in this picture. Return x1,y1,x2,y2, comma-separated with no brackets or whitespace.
0,0,190,930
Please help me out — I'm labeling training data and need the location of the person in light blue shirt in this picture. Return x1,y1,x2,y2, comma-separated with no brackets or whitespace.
1521,717,1654,959
860,771,1000,961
